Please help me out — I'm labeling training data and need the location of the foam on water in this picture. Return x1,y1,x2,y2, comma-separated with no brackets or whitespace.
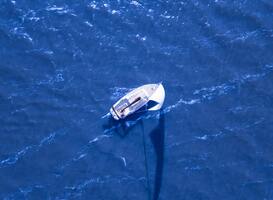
0,129,66,168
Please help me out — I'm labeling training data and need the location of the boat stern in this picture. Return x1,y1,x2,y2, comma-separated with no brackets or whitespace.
110,107,120,120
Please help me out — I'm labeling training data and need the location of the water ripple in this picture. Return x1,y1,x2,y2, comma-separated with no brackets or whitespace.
61,175,145,199
0,129,66,168
165,64,273,113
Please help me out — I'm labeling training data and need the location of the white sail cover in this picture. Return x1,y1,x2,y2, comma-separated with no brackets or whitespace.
147,83,165,111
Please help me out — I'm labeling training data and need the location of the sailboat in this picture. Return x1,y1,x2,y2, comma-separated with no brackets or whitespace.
110,83,165,120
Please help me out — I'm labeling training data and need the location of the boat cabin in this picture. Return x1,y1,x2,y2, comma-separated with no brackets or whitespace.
112,90,149,119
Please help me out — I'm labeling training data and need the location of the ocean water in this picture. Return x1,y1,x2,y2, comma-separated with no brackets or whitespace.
1,0,273,199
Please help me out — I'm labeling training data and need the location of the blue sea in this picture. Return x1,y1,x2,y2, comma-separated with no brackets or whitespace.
1,0,273,199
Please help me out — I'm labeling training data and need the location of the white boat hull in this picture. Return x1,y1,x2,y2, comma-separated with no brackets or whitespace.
110,83,165,120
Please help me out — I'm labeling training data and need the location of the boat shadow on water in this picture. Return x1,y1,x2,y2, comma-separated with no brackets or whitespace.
103,110,165,200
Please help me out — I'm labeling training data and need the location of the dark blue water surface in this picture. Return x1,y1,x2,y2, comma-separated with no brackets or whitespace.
1,0,273,199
